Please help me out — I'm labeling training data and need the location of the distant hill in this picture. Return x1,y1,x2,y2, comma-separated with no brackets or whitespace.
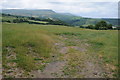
1,13,69,26
2,9,56,17
2,9,118,26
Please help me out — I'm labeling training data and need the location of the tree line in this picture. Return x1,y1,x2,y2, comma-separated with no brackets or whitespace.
80,21,118,30
2,13,69,26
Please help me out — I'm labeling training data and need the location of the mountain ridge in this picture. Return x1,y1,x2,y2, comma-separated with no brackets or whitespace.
2,9,118,26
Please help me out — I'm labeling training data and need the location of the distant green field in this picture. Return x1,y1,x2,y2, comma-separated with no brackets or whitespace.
2,22,118,77
28,20,48,24
2,16,17,21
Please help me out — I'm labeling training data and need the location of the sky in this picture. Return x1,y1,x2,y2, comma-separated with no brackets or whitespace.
1,0,119,18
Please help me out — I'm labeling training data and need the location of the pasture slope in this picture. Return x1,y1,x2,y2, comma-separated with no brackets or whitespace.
2,23,118,78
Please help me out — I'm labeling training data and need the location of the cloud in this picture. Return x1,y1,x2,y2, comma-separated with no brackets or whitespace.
49,2,118,18
49,0,119,2
1,0,118,18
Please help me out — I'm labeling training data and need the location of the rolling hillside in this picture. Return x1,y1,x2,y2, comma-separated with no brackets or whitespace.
2,9,118,26
2,11,118,78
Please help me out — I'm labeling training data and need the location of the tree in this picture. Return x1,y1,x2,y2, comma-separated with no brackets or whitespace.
95,23,100,30
13,19,19,23
13,18,28,23
95,21,108,30
107,24,113,29
79,25,84,28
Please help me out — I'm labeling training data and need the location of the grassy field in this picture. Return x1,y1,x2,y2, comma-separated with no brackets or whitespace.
2,23,56,75
24,24,118,65
28,20,48,24
2,23,118,78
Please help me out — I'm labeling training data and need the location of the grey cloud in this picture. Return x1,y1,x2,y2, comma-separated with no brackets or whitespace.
1,0,118,18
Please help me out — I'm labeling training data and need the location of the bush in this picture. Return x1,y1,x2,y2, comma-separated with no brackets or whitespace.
13,18,28,23
87,25,95,29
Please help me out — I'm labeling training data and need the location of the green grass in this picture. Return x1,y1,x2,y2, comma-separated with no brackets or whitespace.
34,24,118,65
62,48,83,77
3,23,54,56
87,31,118,65
2,22,118,76
3,23,55,71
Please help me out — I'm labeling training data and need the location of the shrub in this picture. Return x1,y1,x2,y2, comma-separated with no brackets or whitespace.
87,25,95,29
